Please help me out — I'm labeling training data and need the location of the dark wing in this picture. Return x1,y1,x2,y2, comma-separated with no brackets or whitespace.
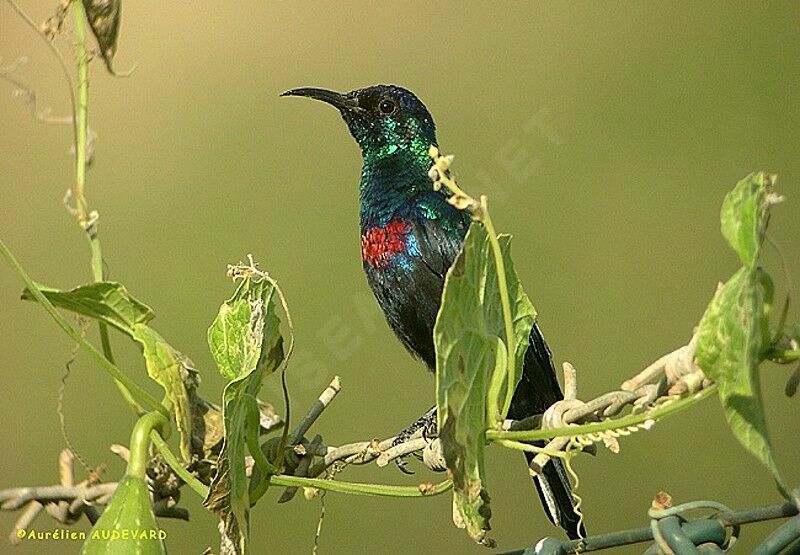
510,323,586,540
508,322,564,419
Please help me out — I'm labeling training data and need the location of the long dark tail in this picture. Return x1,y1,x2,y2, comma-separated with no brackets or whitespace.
508,322,585,540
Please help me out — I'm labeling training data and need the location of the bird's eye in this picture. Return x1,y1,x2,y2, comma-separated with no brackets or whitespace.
378,98,397,115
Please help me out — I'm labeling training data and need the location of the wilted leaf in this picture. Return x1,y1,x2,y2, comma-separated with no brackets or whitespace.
208,298,263,383
437,331,500,547
433,222,534,547
720,172,775,268
204,277,284,554
132,325,196,462
21,281,153,335
81,475,165,555
82,0,122,73
697,172,788,497
190,394,224,453
697,268,786,495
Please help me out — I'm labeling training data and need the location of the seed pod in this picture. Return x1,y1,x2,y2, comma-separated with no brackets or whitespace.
80,475,166,555
82,0,121,73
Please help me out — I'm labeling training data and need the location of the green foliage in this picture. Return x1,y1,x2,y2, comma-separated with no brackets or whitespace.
80,475,166,555
696,172,788,497
18,268,289,554
22,282,196,461
433,223,535,546
21,281,154,334
4,0,798,551
208,289,272,383
204,275,285,554
4,42,796,548
437,332,498,547
435,223,536,424
131,325,196,461
720,172,774,268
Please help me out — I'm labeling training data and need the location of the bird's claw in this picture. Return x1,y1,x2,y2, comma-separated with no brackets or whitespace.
395,456,415,475
390,406,438,474
421,419,438,441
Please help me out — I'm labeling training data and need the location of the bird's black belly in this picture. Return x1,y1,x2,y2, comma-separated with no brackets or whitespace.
363,258,444,370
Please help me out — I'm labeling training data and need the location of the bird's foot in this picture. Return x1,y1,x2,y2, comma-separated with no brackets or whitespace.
391,406,438,474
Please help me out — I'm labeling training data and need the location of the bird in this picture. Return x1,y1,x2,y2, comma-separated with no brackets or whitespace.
282,84,584,539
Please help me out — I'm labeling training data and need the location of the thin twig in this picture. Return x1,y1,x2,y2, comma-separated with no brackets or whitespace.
6,0,78,156
0,59,73,124
0,484,116,510
376,438,429,468
288,376,341,444
9,501,42,545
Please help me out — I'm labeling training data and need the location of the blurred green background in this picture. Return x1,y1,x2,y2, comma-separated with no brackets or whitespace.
1,2,798,553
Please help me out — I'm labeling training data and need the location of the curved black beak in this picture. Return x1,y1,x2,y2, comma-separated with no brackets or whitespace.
280,87,359,111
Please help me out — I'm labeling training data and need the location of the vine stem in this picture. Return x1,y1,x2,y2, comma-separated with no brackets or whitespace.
72,1,89,216
493,438,567,457
479,197,517,423
150,432,210,499
71,0,142,415
487,385,716,442
268,475,452,498
127,412,169,480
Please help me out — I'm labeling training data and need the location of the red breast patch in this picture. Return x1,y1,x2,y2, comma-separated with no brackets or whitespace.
361,220,413,268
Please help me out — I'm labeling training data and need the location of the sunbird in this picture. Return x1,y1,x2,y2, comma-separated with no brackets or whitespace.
283,84,583,539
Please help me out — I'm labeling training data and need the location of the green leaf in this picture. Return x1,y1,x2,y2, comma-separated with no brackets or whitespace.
19,281,193,449
698,172,788,497
204,277,284,554
80,475,166,555
1,240,164,413
131,325,196,462
433,222,534,547
208,298,263,382
720,172,775,268
434,223,536,422
696,267,787,496
21,281,154,335
437,331,499,547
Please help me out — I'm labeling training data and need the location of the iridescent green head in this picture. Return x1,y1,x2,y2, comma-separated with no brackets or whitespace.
281,84,437,159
